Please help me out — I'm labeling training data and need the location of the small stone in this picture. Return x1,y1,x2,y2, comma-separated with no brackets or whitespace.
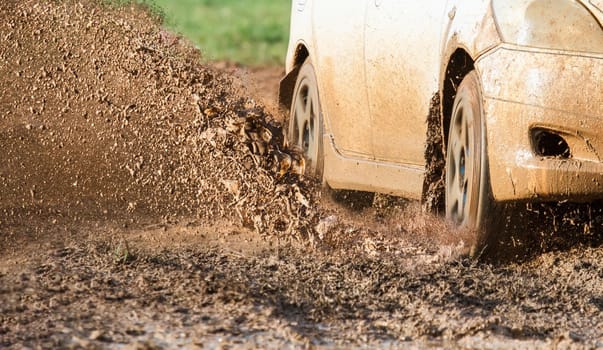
89,330,102,340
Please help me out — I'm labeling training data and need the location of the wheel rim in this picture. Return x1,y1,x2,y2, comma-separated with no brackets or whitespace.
291,77,320,172
446,100,476,226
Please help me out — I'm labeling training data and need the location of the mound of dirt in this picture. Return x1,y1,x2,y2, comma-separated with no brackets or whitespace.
0,0,318,249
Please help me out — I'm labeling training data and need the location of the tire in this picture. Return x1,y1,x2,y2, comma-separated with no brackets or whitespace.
288,59,325,180
445,71,511,257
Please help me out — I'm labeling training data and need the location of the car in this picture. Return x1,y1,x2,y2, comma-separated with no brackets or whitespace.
278,0,603,255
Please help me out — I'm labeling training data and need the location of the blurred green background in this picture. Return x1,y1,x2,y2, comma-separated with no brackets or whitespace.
144,0,291,66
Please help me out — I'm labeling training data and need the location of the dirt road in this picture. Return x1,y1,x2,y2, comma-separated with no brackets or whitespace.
1,1,602,349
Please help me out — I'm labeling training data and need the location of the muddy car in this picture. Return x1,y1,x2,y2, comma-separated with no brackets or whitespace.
279,0,603,254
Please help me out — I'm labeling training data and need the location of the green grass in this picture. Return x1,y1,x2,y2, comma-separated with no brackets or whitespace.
142,0,291,66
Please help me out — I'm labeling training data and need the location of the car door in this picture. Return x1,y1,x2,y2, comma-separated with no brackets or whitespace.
365,1,448,165
312,0,373,159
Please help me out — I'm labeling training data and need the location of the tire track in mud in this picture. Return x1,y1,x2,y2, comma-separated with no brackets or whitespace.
0,1,602,348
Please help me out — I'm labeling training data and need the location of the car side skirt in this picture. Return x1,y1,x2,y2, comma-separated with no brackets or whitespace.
323,134,424,199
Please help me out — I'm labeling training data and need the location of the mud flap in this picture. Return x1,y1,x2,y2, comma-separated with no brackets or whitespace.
278,65,301,109
422,93,446,214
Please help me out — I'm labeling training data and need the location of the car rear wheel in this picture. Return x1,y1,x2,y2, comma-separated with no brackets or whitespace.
288,59,324,179
445,71,510,257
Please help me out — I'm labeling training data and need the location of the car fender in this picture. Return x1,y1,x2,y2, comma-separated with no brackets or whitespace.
284,1,316,73
440,1,501,85
280,0,317,108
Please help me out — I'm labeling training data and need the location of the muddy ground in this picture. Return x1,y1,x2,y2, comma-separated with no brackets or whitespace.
1,1,602,349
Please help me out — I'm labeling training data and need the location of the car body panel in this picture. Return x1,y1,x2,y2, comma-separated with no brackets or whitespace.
440,0,501,66
311,0,373,158
477,46,603,201
493,0,603,54
282,0,603,204
365,1,447,165
323,133,425,199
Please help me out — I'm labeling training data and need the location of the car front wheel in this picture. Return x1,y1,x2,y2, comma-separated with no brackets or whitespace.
445,71,510,257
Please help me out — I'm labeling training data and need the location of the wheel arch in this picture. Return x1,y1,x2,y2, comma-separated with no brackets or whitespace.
442,48,476,147
423,47,476,214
